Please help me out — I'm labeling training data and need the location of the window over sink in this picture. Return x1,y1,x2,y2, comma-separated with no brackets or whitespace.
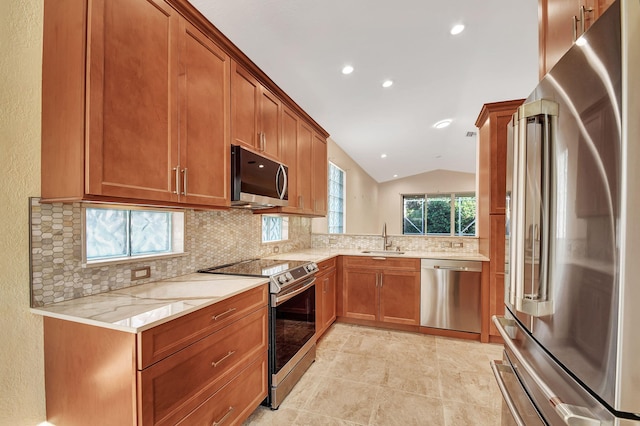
402,193,476,236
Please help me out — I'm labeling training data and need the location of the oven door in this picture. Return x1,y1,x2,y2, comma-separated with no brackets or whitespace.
269,276,316,408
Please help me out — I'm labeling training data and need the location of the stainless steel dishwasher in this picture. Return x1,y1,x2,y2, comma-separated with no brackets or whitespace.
420,259,482,333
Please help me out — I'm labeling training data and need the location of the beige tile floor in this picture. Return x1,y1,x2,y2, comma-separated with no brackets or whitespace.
243,322,505,426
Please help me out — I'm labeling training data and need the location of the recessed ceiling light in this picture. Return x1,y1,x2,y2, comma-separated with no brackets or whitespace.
450,24,465,35
393,174,398,178
382,80,393,88
381,154,387,159
433,119,452,129
342,65,354,75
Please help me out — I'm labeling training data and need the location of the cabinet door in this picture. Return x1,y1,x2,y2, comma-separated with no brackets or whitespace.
259,87,281,160
316,268,337,337
489,215,506,337
343,268,378,321
323,268,337,329
281,106,299,209
379,270,420,325
178,20,230,207
312,133,328,215
540,0,578,78
231,61,259,150
86,0,179,202
297,121,314,214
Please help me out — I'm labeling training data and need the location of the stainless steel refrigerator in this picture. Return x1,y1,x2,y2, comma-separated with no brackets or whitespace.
492,0,640,424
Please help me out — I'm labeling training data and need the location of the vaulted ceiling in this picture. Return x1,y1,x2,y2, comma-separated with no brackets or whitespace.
191,0,539,182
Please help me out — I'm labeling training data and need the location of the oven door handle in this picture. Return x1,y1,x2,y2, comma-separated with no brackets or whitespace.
273,277,316,306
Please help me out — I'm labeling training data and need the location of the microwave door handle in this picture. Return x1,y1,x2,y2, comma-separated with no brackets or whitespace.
276,164,287,200
493,316,601,426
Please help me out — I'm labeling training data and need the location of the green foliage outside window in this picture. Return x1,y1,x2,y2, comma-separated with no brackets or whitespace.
403,193,476,236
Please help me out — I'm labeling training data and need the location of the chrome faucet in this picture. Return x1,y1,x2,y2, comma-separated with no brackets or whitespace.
382,223,392,250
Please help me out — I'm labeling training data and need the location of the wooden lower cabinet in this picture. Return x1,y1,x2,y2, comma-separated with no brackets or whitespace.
177,355,267,426
43,285,268,426
342,257,420,326
316,257,337,339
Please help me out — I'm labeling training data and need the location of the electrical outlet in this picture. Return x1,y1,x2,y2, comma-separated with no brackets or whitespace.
452,242,464,248
441,242,453,248
131,266,151,281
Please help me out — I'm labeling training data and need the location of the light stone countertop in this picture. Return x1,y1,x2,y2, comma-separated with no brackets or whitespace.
265,248,489,263
30,273,269,333
30,249,487,334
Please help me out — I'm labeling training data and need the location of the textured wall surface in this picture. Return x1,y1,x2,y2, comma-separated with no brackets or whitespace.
30,200,311,306
0,0,47,424
312,233,478,253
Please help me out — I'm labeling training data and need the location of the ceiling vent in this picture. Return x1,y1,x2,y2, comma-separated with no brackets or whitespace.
465,131,477,137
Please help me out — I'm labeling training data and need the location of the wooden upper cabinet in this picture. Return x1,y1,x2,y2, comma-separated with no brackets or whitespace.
296,121,314,214
42,0,328,209
538,0,615,79
280,106,299,210
42,0,231,207
476,99,524,217
178,20,230,207
259,88,281,160
231,60,282,161
231,60,260,151
86,0,180,202
311,133,328,216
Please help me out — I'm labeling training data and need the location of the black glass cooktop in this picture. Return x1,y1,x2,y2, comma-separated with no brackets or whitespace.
198,258,310,278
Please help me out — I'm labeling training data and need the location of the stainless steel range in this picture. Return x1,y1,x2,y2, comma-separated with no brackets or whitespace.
199,259,318,409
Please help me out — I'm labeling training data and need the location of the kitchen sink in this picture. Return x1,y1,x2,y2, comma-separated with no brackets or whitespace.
361,250,405,255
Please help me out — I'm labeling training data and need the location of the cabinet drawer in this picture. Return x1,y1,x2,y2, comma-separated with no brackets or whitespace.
138,284,268,369
177,354,267,426
138,306,268,425
344,256,419,271
317,257,337,274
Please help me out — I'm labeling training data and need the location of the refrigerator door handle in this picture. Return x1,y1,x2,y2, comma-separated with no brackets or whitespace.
493,316,602,426
515,100,558,317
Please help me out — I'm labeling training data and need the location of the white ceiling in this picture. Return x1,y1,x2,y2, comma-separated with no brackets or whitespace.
190,0,539,182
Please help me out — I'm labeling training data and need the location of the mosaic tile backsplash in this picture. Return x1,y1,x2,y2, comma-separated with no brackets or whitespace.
311,233,479,253
30,198,311,307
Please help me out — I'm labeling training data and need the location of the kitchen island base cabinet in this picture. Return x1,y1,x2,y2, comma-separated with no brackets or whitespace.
42,285,268,426
341,257,420,327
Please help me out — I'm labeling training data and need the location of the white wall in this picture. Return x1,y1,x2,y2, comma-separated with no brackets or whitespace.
378,169,476,235
0,0,47,424
312,138,379,234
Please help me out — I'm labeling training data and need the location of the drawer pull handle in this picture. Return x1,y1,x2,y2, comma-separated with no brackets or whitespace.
211,350,236,368
212,406,234,425
212,308,236,321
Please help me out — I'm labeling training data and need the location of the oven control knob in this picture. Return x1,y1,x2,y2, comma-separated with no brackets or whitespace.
285,272,293,281
278,275,288,284
306,264,317,272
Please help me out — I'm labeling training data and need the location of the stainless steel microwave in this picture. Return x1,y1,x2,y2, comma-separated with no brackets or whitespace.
231,145,288,209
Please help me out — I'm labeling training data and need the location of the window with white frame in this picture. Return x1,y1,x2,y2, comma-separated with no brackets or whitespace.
262,216,289,243
328,162,345,234
85,207,184,262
